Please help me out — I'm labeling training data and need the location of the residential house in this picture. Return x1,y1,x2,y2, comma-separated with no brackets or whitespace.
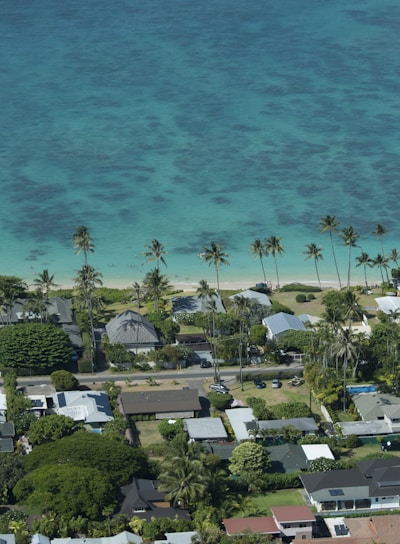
184,417,228,442
375,295,400,316
175,333,212,361
300,458,400,512
172,294,225,321
0,391,7,422
154,532,198,544
228,289,271,307
118,389,201,420
118,478,190,521
225,408,256,442
51,532,143,544
247,417,319,438
50,391,114,431
0,535,15,544
268,444,308,473
262,312,306,341
350,392,400,435
105,310,159,354
224,505,315,540
0,421,15,453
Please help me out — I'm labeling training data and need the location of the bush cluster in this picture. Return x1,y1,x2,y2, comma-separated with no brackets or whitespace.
279,283,321,293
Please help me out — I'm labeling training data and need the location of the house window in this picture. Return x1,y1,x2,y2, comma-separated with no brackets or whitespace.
282,524,291,529
133,507,146,513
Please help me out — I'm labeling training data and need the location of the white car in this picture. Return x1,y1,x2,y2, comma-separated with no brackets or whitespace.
271,379,282,389
209,383,229,394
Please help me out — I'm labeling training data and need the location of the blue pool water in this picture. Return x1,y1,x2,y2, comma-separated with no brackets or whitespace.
347,385,377,394
1,1,400,288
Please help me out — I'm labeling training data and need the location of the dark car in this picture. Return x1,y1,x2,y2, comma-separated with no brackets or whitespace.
253,377,266,388
200,360,212,368
381,440,400,452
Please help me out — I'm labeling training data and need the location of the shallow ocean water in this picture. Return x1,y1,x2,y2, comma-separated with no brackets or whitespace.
1,0,399,287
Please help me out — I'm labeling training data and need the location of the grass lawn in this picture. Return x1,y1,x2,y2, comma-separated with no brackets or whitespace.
135,420,164,448
250,489,305,516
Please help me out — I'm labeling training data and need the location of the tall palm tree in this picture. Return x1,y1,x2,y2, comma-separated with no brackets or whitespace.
340,226,360,290
74,264,103,370
23,289,48,323
372,254,389,294
159,456,207,509
333,329,359,413
249,239,268,284
265,235,284,289
197,279,219,380
320,215,342,289
230,295,251,390
373,224,390,283
304,243,323,288
355,252,372,289
73,225,94,265
33,269,58,299
143,268,171,312
342,289,362,330
200,241,230,294
144,239,167,269
388,248,400,268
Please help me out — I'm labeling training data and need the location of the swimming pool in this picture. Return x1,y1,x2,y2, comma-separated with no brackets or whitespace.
346,385,377,394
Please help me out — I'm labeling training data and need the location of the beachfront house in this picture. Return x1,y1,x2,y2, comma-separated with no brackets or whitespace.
228,289,271,307
172,293,225,321
262,312,306,341
105,310,159,353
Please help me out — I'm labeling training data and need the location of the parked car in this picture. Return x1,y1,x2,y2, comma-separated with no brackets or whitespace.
381,439,400,452
253,377,266,389
209,383,229,394
271,378,282,388
248,345,259,356
200,359,212,368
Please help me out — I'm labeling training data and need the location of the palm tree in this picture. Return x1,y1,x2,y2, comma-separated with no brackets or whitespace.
342,289,362,330
388,248,400,268
333,329,359,413
372,254,389,294
33,269,58,299
230,295,251,390
143,268,172,312
304,243,323,288
200,241,230,294
249,239,268,284
197,280,219,381
355,252,372,289
373,223,389,283
73,225,94,265
159,456,207,509
265,235,284,289
320,215,342,289
74,264,103,370
144,239,167,269
23,289,48,323
340,226,360,289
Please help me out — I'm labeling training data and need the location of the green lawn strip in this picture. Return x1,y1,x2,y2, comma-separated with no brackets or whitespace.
250,489,304,516
135,420,163,448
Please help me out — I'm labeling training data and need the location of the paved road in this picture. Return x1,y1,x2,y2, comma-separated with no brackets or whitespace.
11,362,304,387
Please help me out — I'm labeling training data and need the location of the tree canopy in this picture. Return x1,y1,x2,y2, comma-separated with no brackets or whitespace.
28,414,77,445
229,441,271,485
0,323,72,372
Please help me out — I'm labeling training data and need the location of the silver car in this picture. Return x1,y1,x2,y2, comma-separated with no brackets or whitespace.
209,383,229,394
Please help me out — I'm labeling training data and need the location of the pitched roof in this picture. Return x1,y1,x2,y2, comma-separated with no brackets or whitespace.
53,391,114,424
118,390,201,416
1,297,73,324
337,420,391,436
223,516,279,536
262,312,306,336
52,531,143,544
352,392,400,421
105,311,159,345
225,408,255,441
154,532,198,544
228,290,271,306
301,444,335,461
375,296,400,314
267,443,308,473
172,294,225,315
184,417,228,440
271,505,315,523
254,417,319,433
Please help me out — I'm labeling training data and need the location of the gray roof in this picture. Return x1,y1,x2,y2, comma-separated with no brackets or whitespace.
154,532,198,544
268,444,308,473
253,417,319,433
53,391,114,424
52,531,142,544
337,420,391,437
105,311,159,346
118,390,201,416
184,417,228,440
225,408,256,441
262,312,306,336
375,296,400,314
353,392,400,421
0,536,16,544
61,324,83,348
0,421,15,437
0,438,14,453
228,290,271,306
0,297,73,324
172,294,225,315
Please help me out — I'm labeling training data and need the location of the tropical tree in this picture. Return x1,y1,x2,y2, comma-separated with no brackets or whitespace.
230,295,251,390
0,276,28,325
249,239,268,284
73,225,94,265
159,456,207,510
372,254,389,294
74,264,103,369
340,226,360,289
333,329,359,412
200,241,230,294
229,442,271,491
304,243,323,288
320,215,342,289
143,268,172,312
197,280,219,380
144,239,167,269
265,235,284,289
388,248,400,268
33,269,58,299
22,289,48,322
355,252,372,289
373,223,389,283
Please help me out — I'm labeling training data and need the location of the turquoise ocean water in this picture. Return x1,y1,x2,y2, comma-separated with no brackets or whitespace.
1,0,400,288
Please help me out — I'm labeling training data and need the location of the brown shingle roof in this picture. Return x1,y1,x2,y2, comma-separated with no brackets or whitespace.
118,389,201,415
271,505,315,523
223,516,279,536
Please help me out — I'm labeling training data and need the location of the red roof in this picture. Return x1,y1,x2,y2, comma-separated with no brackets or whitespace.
223,516,279,535
271,505,315,523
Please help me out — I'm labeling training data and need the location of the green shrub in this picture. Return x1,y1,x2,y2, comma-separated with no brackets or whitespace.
307,293,316,301
296,293,307,303
208,392,233,410
279,283,321,293
271,300,294,314
264,472,302,490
